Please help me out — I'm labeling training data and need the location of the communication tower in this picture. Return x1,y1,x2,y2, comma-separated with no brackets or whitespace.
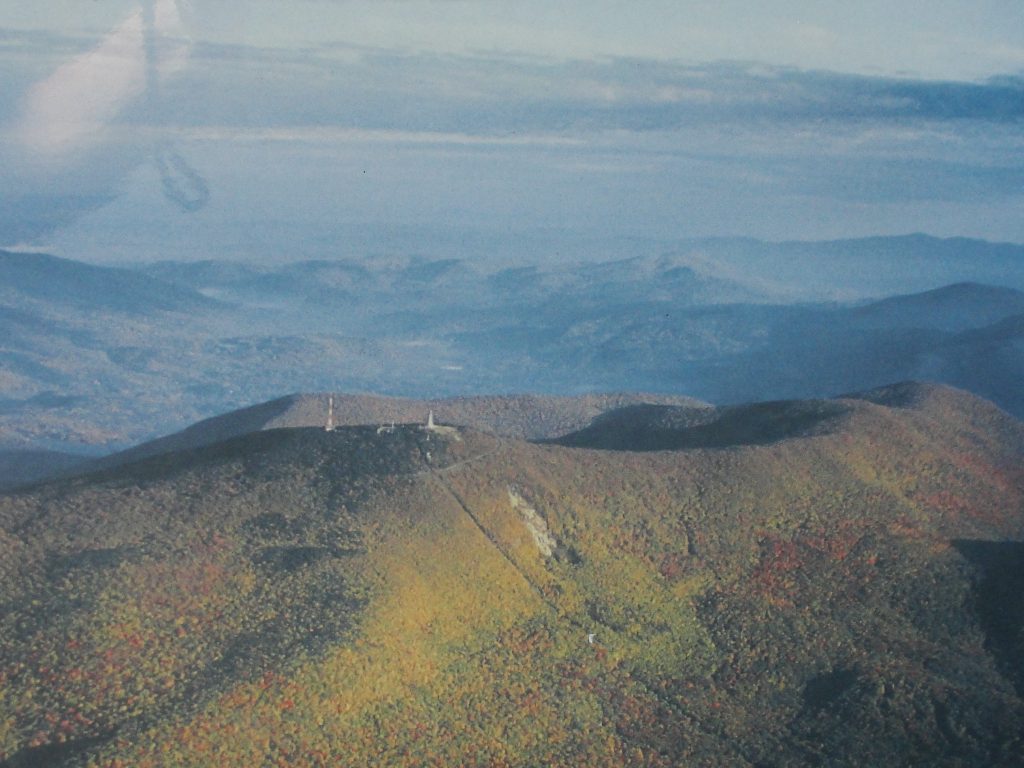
325,395,336,432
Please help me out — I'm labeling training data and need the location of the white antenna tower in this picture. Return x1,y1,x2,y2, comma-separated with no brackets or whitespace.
325,395,336,432
427,410,435,429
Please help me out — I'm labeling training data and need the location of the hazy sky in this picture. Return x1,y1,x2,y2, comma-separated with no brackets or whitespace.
1,1,1022,261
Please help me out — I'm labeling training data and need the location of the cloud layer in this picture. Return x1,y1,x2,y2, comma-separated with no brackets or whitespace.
1,13,1022,256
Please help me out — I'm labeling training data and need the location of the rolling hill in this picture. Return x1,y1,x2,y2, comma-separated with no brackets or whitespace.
551,398,848,451
1,382,1022,766
94,391,710,472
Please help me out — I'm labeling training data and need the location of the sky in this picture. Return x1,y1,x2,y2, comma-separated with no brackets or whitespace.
0,1,1022,263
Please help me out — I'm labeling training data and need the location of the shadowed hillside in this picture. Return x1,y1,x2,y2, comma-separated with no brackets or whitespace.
552,399,849,451
0,450,89,491
1,383,1023,766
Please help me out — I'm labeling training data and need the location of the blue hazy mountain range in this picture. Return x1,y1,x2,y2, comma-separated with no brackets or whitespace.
1,233,1023,471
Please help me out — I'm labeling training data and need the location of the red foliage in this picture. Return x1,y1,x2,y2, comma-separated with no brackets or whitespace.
951,452,1015,491
750,537,803,606
921,491,971,517
658,552,687,581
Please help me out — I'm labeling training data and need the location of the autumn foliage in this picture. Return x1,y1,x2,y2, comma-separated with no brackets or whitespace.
1,383,1023,766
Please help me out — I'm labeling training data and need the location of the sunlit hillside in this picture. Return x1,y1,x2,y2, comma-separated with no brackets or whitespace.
1,383,1022,766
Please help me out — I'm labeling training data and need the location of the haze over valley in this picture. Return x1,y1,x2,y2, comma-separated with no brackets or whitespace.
3,234,1024,467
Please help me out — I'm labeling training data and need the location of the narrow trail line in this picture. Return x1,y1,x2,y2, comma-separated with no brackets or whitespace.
412,439,566,619
409,438,598,638
440,475,563,616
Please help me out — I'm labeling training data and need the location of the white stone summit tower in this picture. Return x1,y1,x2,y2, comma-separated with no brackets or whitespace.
325,395,336,432
420,409,460,440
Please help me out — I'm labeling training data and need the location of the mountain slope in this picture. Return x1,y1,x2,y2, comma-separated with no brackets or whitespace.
1,383,1023,766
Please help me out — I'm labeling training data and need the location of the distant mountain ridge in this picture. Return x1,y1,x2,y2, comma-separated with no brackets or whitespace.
652,233,1024,300
0,250,219,315
137,234,1024,312
3,236,1024,458
852,282,1024,332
